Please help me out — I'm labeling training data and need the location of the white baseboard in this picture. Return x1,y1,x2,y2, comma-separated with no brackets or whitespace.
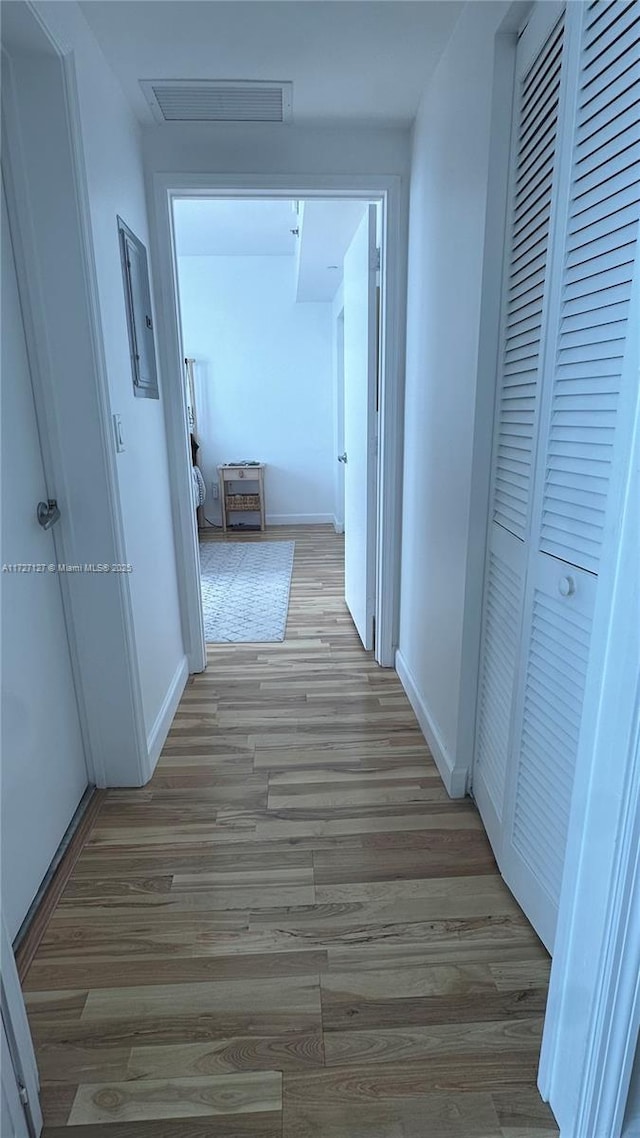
146,654,189,781
395,650,468,798
333,516,345,534
266,514,334,525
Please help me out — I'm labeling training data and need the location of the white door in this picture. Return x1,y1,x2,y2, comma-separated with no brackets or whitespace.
1,182,88,940
473,4,567,857
500,0,640,950
473,0,640,950
342,205,378,650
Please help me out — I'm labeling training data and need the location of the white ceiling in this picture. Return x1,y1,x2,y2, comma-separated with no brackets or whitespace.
79,1,464,127
296,200,367,301
173,199,297,256
173,197,366,301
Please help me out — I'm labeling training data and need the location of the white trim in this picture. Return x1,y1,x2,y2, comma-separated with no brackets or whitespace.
147,180,207,676
148,172,405,674
146,655,189,778
396,651,468,799
457,18,520,788
518,0,565,75
333,300,346,537
375,176,406,667
581,704,640,1138
266,514,334,526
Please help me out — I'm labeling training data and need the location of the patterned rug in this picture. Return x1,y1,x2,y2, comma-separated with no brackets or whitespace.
199,540,295,643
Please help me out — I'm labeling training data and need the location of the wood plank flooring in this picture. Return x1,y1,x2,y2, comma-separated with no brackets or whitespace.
24,526,559,1137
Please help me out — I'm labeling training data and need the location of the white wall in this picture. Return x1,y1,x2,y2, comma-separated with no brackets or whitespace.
177,254,335,524
397,1,511,792
35,1,185,749
143,123,411,182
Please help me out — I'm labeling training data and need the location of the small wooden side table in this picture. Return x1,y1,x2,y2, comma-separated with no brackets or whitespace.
218,464,266,533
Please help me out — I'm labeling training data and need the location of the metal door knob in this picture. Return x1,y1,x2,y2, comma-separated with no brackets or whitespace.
337,452,347,464
558,575,576,597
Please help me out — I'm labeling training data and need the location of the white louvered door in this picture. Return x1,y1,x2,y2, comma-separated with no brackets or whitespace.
473,4,566,853
474,0,640,951
500,0,640,950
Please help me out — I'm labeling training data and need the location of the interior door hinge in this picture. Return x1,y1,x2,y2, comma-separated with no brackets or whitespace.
375,247,381,272
18,1083,28,1106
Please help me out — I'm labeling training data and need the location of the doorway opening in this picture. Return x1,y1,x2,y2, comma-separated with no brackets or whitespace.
155,178,403,669
172,196,379,650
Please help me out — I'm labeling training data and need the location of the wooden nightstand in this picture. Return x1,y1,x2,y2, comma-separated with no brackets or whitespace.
218,464,266,533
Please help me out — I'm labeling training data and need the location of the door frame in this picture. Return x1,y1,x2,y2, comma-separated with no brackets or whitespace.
342,203,378,651
334,306,346,534
149,172,405,669
455,9,526,796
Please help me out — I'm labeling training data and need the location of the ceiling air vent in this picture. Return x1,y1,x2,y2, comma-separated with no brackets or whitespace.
140,80,293,124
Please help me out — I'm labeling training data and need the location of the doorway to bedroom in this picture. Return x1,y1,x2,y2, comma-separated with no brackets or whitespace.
172,196,381,650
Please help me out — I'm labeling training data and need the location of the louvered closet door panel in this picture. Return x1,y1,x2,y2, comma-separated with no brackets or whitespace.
540,0,640,572
473,7,565,852
504,557,597,948
473,529,526,846
493,13,565,540
500,0,640,952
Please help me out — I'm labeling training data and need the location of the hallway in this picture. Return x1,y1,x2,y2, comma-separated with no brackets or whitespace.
24,527,557,1137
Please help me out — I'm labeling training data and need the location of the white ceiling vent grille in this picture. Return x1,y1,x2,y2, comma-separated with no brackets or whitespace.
140,80,293,123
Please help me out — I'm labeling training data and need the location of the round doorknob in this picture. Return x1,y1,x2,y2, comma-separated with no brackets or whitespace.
558,575,576,597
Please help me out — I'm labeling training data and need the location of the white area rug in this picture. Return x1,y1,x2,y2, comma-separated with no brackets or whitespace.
199,540,295,643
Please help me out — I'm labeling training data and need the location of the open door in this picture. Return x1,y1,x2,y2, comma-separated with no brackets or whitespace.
342,204,378,650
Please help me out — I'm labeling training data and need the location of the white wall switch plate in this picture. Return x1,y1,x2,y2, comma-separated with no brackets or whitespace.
113,413,125,453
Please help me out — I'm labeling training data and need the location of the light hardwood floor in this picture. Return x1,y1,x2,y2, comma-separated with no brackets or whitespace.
24,526,559,1137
